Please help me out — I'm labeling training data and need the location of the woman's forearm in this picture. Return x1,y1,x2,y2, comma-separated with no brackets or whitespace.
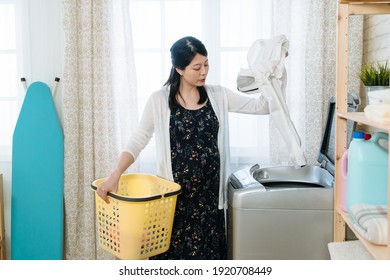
110,151,135,178
97,151,135,202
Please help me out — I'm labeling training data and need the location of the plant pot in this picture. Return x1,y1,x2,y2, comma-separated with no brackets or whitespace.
364,86,390,105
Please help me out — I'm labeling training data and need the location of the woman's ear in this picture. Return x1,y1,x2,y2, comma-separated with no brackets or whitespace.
175,67,183,76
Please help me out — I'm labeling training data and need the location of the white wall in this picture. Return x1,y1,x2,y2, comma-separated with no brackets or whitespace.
363,14,390,64
361,14,390,135
2,0,64,259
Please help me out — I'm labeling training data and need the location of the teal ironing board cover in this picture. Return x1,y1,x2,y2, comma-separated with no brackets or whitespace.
11,81,64,260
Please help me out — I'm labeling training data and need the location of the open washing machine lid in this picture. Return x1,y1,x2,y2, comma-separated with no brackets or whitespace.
317,93,360,176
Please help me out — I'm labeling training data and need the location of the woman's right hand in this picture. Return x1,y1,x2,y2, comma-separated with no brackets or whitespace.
96,174,121,203
96,152,135,203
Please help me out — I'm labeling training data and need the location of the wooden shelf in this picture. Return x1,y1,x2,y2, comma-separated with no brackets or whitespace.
335,0,390,260
340,1,390,4
338,112,390,131
337,209,389,259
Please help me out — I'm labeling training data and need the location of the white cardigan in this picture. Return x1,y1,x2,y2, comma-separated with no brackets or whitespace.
124,85,269,209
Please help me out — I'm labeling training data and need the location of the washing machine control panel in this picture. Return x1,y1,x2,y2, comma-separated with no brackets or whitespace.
230,166,265,189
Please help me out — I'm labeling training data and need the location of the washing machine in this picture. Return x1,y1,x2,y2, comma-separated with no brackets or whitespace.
227,94,359,260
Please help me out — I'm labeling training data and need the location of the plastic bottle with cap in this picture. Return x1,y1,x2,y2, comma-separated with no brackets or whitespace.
339,149,348,212
346,131,389,215
340,132,373,212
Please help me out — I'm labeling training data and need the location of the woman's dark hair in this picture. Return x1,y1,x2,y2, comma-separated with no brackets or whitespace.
165,36,208,110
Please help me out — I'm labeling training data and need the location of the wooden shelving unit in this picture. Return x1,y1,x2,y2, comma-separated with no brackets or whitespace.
335,0,390,259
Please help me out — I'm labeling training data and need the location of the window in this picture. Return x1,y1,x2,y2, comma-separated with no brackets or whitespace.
0,1,19,160
130,0,272,171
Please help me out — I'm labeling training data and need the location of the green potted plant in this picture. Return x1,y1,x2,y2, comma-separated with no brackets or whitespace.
359,60,390,104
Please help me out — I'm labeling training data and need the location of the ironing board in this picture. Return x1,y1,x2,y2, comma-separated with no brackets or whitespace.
11,80,63,260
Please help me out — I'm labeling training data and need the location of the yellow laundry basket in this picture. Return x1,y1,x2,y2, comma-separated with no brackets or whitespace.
91,173,181,260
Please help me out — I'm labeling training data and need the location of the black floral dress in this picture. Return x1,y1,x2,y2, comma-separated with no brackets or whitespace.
152,100,227,260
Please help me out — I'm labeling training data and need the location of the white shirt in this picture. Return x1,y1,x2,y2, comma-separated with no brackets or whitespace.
124,84,269,209
237,35,307,167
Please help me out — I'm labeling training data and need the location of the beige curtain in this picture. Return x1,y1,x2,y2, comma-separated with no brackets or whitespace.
62,0,138,259
270,0,363,165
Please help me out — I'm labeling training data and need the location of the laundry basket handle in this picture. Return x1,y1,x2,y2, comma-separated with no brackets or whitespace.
90,183,162,202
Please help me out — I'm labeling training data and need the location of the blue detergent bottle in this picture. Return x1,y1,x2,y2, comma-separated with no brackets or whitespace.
347,131,389,215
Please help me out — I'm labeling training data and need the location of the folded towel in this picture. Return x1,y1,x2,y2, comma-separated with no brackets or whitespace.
328,241,374,260
364,104,390,125
349,204,388,245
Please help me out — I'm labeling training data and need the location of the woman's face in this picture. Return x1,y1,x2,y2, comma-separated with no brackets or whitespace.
176,53,209,88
